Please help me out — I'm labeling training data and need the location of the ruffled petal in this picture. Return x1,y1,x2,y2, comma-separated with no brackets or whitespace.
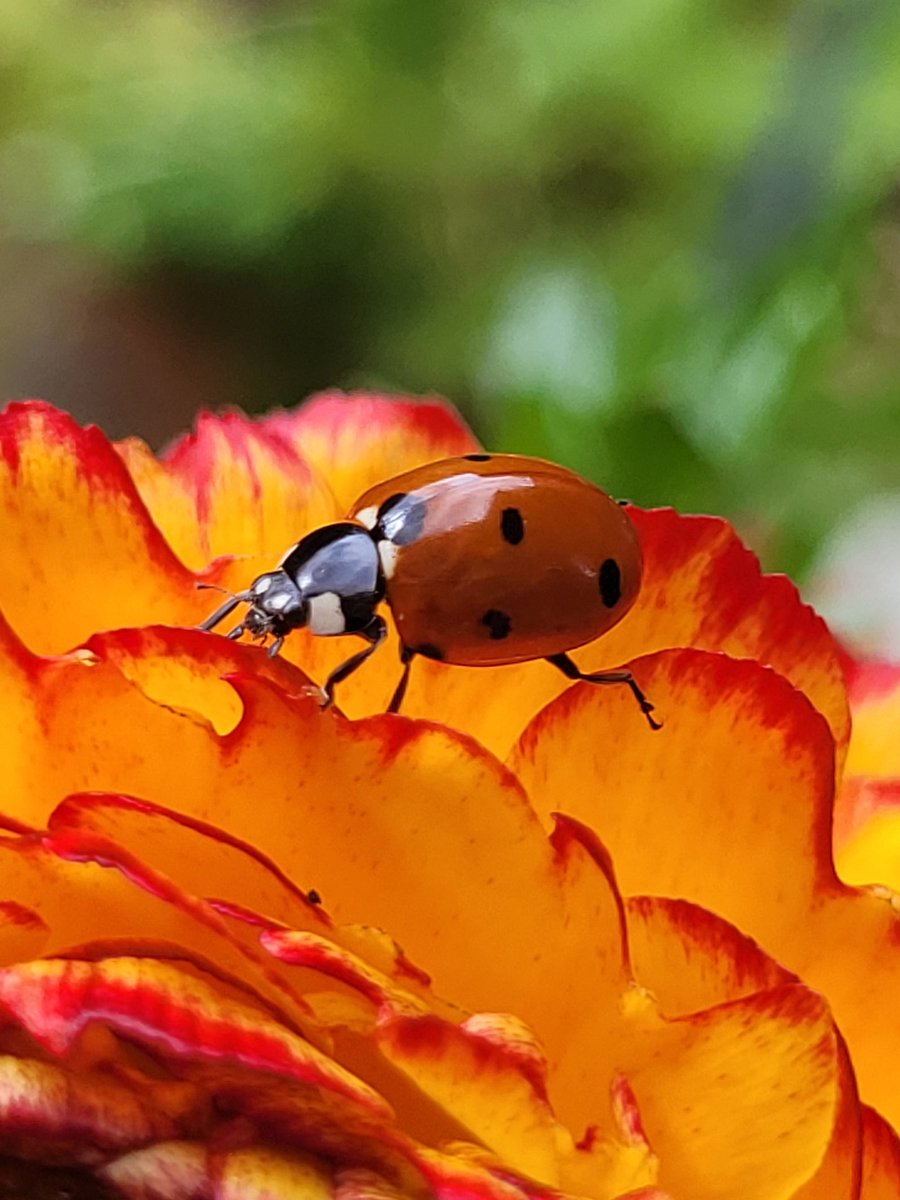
264,390,480,512
625,986,849,1200
0,403,196,654
120,410,341,571
510,647,900,1130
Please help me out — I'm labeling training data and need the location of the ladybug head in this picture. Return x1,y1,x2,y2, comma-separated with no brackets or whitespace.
199,521,385,652
242,570,306,639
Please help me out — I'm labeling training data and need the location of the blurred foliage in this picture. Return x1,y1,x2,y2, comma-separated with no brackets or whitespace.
2,0,900,584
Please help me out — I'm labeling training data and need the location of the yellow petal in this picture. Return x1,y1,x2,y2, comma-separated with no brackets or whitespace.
511,647,900,1131
0,404,200,654
266,390,480,512
627,986,846,1200
120,410,341,571
845,661,900,779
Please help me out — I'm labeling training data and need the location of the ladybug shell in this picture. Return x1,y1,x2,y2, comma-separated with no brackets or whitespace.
350,454,642,666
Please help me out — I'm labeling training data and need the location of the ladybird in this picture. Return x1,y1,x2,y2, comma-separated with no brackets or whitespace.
198,454,659,728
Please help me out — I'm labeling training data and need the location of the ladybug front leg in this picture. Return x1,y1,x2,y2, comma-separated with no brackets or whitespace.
545,653,661,731
321,617,388,708
386,646,415,715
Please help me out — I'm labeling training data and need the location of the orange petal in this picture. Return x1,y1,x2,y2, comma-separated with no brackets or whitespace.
376,1013,560,1185
0,832,320,1035
626,986,849,1200
0,403,199,655
122,409,341,571
624,896,795,1015
511,647,900,1131
835,788,900,891
11,622,631,1071
0,957,386,1116
266,390,480,512
861,1106,900,1200
788,1033,861,1200
844,660,900,780
510,648,835,940
50,792,433,1007
3,619,630,1120
609,508,849,766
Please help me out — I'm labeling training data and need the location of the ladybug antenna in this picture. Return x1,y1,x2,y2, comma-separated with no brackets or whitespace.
195,580,237,596
196,582,252,633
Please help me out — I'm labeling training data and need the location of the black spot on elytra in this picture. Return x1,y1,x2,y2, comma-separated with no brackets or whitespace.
500,506,524,545
307,889,322,905
377,492,427,545
598,558,621,608
463,453,492,461
481,609,512,640
413,642,444,661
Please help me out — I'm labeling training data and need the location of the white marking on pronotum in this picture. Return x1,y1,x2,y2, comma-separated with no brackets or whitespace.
307,592,346,636
355,505,378,530
277,542,301,567
377,540,400,580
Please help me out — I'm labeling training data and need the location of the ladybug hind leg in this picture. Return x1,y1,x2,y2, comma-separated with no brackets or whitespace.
546,653,662,731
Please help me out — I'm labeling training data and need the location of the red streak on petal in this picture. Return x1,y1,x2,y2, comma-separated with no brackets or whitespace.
575,1125,599,1152
549,813,631,974
0,401,190,580
163,408,320,535
383,1013,550,1105
834,776,900,846
0,902,47,933
0,812,39,837
263,931,390,1009
0,959,386,1114
626,895,797,989
611,1074,649,1149
275,390,479,454
390,951,432,990
51,791,327,922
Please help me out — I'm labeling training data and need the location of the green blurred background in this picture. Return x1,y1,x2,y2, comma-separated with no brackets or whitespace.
2,0,900,650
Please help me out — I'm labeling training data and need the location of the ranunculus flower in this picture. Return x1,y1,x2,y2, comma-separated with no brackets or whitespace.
0,392,898,1198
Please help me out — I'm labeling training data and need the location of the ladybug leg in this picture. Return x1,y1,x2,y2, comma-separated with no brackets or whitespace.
545,653,662,731
387,646,415,714
321,616,388,708
197,592,247,632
